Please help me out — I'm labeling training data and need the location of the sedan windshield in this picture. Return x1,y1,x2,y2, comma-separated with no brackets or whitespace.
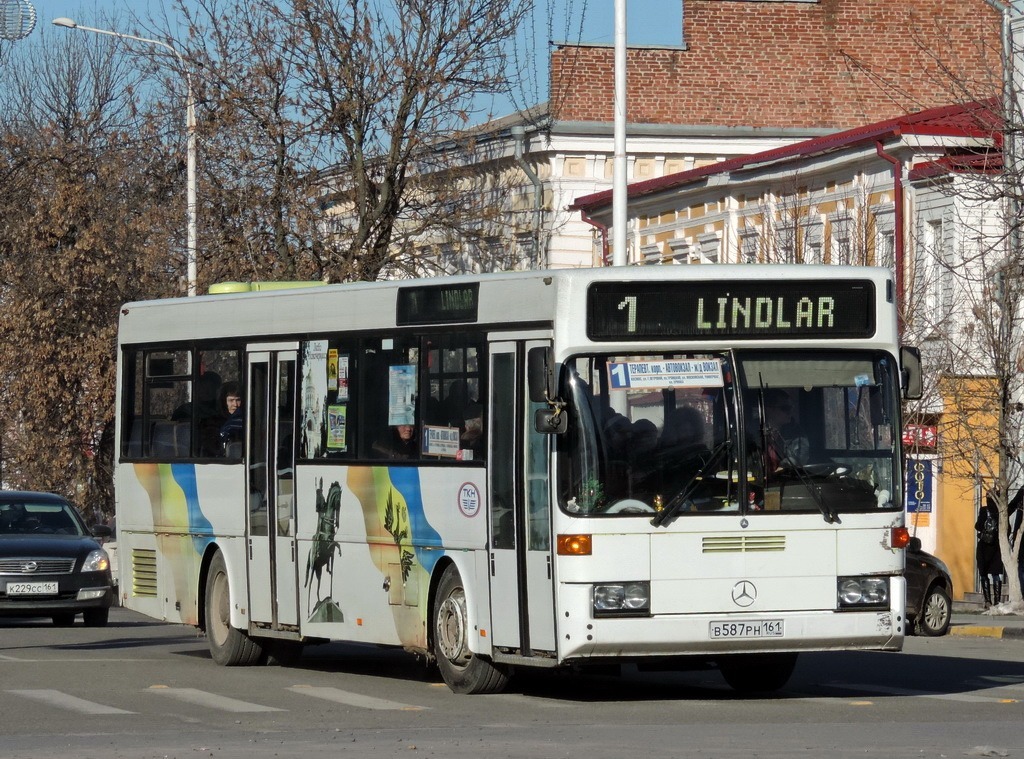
0,501,87,536
557,350,900,519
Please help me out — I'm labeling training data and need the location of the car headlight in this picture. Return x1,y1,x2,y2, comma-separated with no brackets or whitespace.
593,581,650,617
82,549,110,573
837,576,890,609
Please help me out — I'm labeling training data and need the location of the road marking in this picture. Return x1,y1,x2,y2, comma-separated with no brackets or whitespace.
824,683,1018,703
0,654,149,663
146,687,284,712
287,685,426,711
7,689,134,715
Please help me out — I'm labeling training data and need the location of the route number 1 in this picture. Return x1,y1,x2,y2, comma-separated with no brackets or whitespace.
617,296,637,333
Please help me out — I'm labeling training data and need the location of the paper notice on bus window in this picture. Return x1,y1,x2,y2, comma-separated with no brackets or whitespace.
424,425,460,457
328,349,338,391
607,359,724,390
327,405,347,450
388,365,417,425
337,355,350,401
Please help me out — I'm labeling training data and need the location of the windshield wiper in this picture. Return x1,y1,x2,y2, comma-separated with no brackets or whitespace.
651,440,732,528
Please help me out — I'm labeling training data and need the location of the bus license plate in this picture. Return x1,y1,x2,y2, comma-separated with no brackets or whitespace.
709,620,784,639
6,581,59,596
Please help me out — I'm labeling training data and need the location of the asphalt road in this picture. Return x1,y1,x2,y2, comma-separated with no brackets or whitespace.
2,607,1023,759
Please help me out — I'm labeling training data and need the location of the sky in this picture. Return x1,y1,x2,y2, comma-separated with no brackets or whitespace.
16,0,683,113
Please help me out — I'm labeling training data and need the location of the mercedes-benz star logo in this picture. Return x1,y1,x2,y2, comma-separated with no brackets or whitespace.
732,580,757,607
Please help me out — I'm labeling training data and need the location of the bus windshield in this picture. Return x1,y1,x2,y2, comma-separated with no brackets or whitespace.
558,350,900,519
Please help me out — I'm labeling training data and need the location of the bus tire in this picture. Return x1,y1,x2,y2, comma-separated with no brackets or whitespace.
205,551,264,666
432,565,510,694
718,652,798,694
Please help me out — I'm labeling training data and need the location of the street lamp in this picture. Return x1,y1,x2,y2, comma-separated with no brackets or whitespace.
53,17,198,296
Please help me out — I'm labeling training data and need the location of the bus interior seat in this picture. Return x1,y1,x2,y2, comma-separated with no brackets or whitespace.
151,421,176,457
151,421,191,458
174,423,191,457
225,441,244,459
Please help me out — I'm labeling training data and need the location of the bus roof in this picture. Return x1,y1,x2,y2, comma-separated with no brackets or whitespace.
118,265,897,348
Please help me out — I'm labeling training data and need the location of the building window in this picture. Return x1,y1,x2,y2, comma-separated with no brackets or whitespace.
774,224,796,263
829,213,853,266
873,207,896,271
739,230,759,264
804,223,823,265
915,218,950,323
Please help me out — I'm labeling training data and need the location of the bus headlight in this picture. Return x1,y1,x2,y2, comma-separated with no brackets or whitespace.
593,581,651,617
837,576,890,609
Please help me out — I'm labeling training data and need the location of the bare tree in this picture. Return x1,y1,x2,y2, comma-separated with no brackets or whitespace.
904,156,1024,612
161,0,532,285
0,25,180,515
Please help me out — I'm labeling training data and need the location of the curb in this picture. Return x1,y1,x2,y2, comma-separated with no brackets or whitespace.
949,624,1024,639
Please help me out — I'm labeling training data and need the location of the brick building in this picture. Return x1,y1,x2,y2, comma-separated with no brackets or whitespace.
551,0,1001,129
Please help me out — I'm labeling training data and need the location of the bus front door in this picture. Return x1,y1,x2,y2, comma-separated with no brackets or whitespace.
246,347,299,630
488,340,556,656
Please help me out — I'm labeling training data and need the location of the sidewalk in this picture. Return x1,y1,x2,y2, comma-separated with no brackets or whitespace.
948,609,1024,639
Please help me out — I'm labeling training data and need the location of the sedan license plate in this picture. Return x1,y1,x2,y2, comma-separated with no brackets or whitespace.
709,619,784,639
6,581,59,596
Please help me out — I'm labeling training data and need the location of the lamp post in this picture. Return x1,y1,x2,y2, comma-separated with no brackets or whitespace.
53,17,198,296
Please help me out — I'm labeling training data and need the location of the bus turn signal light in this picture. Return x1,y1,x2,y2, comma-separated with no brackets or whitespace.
891,527,910,549
557,534,592,556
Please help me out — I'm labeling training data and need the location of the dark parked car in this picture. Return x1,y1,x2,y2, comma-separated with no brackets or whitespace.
905,536,953,636
0,491,114,626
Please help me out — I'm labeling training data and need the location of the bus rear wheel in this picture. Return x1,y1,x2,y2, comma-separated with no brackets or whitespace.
718,652,798,694
205,551,264,666
432,565,510,694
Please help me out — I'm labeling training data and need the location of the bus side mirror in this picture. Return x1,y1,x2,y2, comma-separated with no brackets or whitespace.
535,407,568,434
900,346,922,400
528,346,554,403
528,346,568,434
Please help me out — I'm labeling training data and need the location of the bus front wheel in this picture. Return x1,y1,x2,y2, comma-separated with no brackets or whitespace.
205,551,264,666
432,565,510,694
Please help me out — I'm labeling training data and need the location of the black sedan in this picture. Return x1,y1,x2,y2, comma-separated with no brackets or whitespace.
905,536,953,636
0,491,114,626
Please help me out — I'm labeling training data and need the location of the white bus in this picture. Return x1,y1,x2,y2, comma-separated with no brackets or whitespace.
114,265,921,694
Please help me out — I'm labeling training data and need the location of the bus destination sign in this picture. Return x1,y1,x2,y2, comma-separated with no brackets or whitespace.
397,283,479,325
587,279,876,341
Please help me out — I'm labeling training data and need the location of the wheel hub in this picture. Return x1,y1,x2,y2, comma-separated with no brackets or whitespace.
436,589,469,664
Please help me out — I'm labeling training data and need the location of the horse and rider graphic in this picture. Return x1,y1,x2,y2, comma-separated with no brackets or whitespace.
305,478,344,622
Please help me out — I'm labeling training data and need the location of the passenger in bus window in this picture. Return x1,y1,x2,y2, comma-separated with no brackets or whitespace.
443,379,471,429
373,424,419,459
193,372,226,456
461,404,485,459
602,414,633,497
219,382,245,447
659,407,707,460
171,371,221,423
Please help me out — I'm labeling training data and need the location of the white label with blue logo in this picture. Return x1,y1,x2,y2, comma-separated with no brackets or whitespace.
608,359,724,390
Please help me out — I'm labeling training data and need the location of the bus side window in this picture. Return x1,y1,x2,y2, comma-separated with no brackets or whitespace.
360,336,420,460
424,335,485,462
